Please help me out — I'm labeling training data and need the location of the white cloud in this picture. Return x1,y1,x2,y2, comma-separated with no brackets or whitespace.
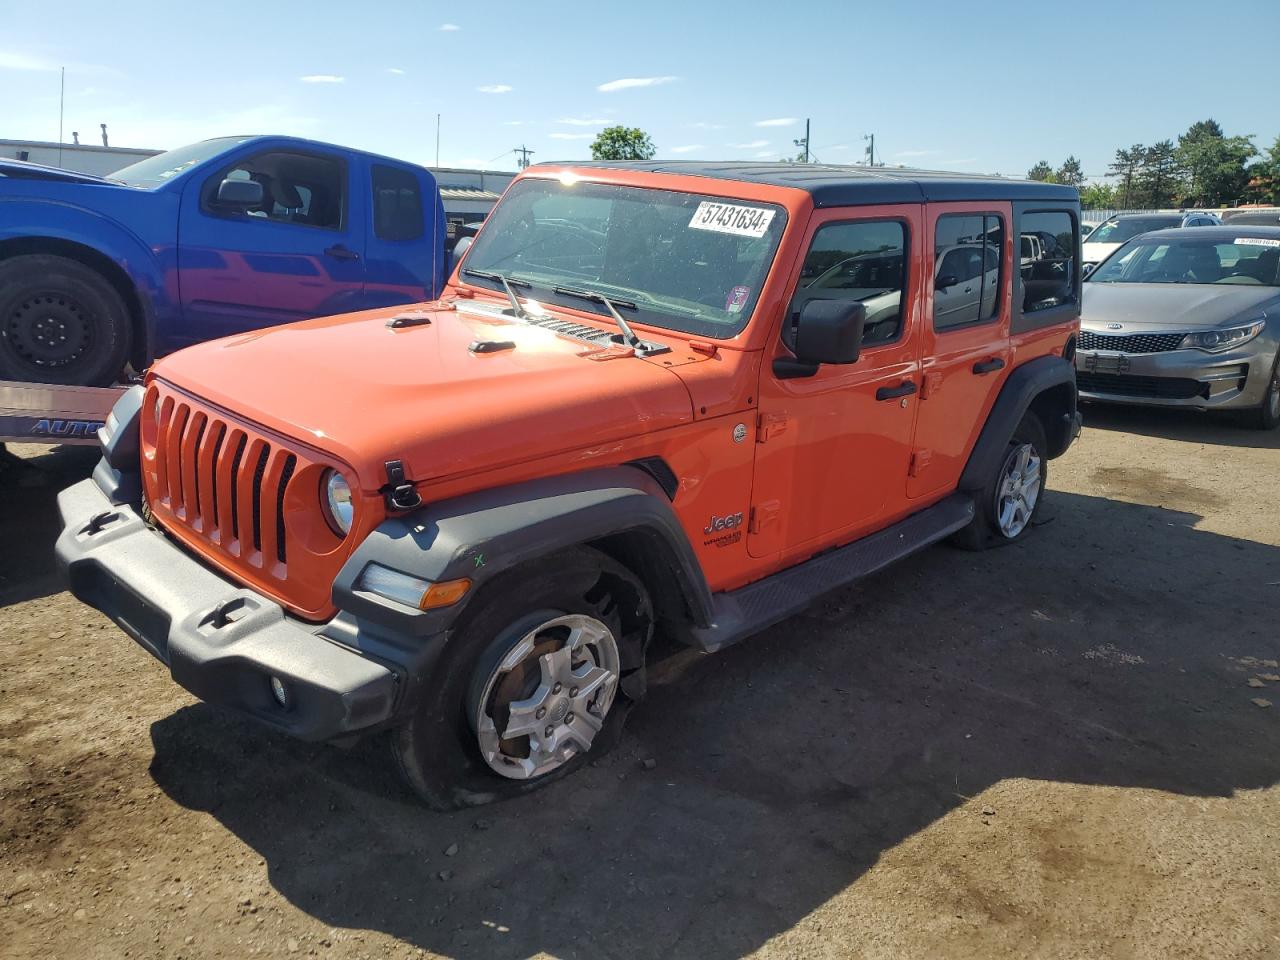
687,121,723,130
503,120,532,126
549,132,593,140
754,151,775,159
477,84,513,94
894,149,938,158
597,75,677,93
669,144,704,154
729,140,770,150
300,74,344,84
0,50,60,71
555,117,607,126
754,117,798,128
386,67,406,76
439,23,461,31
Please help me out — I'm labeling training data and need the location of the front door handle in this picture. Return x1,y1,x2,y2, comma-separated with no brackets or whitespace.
324,244,360,261
876,380,918,401
972,358,1006,375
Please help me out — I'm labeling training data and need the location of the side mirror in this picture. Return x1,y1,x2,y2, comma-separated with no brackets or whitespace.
449,235,474,275
776,299,866,379
216,177,264,210
1082,262,1096,278
935,274,958,291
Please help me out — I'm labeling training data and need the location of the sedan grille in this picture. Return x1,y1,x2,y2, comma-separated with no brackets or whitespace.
1078,330,1186,354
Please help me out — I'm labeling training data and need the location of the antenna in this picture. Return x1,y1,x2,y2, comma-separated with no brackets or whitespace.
435,113,441,167
58,67,65,167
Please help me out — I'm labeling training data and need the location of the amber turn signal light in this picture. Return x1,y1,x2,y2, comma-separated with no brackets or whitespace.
419,577,472,610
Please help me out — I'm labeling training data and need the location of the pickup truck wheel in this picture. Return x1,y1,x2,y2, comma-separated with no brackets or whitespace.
0,255,131,386
391,547,652,809
953,412,1048,550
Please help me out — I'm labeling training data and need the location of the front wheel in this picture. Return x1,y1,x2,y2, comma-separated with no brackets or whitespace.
953,412,1048,550
1247,355,1280,431
391,547,652,809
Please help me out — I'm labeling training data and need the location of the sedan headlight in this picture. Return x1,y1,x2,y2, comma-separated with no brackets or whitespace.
1179,319,1266,353
322,469,354,535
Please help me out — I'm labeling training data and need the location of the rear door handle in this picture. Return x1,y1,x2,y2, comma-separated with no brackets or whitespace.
324,244,360,261
876,381,918,401
972,358,1006,375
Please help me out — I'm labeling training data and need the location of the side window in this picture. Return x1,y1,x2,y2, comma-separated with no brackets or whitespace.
372,164,424,242
794,219,907,347
1020,211,1077,313
933,213,1003,330
207,151,344,229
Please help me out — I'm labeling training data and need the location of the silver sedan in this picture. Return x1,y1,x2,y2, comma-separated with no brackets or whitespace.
1076,226,1280,429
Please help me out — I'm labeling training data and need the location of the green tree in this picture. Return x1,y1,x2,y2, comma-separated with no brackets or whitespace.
1107,144,1146,208
1055,156,1085,187
1027,160,1056,182
589,126,656,161
1080,182,1117,209
1244,135,1280,204
1175,119,1256,206
1135,140,1180,207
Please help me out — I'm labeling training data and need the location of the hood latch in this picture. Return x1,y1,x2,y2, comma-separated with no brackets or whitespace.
383,459,423,511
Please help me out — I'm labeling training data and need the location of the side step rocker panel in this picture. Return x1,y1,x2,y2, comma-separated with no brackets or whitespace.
689,494,975,653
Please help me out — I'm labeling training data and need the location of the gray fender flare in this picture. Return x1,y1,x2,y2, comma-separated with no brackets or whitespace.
332,465,713,637
959,354,1078,492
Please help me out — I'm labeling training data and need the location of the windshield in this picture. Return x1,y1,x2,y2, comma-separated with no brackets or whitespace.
1088,236,1280,285
109,137,253,186
459,177,787,338
1086,217,1179,245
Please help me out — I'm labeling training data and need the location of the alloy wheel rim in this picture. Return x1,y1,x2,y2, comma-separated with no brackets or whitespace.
474,613,620,781
995,442,1042,539
1270,369,1280,420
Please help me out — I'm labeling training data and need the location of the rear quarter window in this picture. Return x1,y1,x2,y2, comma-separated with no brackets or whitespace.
372,164,424,242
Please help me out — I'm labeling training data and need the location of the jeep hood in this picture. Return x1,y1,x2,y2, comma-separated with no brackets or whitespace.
1081,282,1277,331
152,301,697,485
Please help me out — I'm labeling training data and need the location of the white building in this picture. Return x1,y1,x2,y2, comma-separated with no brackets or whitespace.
0,138,160,177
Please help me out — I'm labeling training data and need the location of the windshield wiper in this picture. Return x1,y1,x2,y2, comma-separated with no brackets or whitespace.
463,268,532,318
552,285,642,347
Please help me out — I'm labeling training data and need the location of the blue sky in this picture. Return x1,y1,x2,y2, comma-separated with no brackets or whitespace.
2,0,1276,180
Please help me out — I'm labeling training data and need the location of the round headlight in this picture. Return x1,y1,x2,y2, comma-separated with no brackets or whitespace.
323,470,354,535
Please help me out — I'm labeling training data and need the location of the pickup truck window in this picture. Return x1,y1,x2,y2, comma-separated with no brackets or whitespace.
796,220,907,346
460,178,786,338
934,214,1004,330
205,151,345,230
110,137,252,186
372,164,424,241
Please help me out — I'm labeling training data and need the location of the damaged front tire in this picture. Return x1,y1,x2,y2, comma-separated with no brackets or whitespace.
391,547,653,809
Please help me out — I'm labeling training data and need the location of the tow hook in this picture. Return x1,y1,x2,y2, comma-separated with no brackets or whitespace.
383,459,422,511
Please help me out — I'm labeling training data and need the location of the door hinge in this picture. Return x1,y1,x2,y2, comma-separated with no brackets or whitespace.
756,412,789,443
909,450,932,478
748,499,781,534
920,371,943,400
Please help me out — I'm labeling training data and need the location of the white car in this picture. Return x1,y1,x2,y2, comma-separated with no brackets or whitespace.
1084,212,1221,272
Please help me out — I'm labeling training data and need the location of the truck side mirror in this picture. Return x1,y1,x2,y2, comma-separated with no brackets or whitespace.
935,274,958,291
775,299,866,379
216,178,264,210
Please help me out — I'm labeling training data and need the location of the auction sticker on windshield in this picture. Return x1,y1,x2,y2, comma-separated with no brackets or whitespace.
1236,237,1280,247
689,201,776,239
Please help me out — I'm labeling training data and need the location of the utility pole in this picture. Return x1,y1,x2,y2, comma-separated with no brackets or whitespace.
435,113,441,167
793,118,810,164
514,145,534,169
863,133,876,167
57,67,65,167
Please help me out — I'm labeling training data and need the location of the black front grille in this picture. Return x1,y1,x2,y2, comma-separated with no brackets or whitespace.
1077,373,1208,400
1079,330,1186,354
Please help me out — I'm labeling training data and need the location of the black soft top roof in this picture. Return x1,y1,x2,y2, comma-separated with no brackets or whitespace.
545,160,1079,207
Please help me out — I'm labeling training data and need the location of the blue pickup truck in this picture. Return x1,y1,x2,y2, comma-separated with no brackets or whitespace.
0,135,449,387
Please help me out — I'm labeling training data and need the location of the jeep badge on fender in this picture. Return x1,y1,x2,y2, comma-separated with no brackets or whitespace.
56,159,1081,809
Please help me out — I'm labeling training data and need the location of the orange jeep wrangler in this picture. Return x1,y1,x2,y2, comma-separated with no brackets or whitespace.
57,162,1082,808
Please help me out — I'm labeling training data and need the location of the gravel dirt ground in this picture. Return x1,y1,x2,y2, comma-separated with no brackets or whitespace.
2,404,1278,960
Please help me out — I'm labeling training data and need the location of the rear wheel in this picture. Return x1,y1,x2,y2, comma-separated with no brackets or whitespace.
392,547,652,809
0,255,131,386
953,412,1048,550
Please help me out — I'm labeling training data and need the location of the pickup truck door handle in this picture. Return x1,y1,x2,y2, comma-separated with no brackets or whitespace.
324,244,360,261
972,358,1006,375
876,380,918,401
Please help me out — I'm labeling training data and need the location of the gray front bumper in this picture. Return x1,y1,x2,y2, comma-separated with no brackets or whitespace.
1074,344,1270,410
55,478,398,741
